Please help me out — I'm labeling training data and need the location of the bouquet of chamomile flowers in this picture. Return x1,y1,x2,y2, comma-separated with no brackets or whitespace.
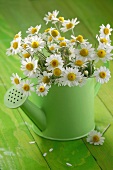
6,10,113,97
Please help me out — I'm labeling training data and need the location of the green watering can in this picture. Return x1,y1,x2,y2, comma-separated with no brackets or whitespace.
4,78,100,141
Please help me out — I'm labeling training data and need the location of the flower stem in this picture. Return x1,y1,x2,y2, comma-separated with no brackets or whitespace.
102,124,111,135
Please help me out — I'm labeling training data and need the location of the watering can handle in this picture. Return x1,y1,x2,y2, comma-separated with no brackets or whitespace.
94,61,109,96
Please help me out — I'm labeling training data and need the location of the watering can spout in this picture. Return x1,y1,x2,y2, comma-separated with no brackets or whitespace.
4,86,46,132
20,99,46,131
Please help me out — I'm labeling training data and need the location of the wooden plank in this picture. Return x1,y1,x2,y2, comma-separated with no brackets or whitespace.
0,79,50,170
83,96,113,170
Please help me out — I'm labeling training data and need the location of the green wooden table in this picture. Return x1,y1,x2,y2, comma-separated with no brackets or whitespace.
0,0,113,169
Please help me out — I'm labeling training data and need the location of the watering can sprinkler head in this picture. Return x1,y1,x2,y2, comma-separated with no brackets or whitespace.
4,86,27,109
4,86,46,131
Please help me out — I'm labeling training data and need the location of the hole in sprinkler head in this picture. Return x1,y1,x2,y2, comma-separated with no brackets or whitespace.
8,99,9,101
12,93,13,94
10,100,12,102
20,97,23,99
13,102,15,104
11,96,13,98
15,90,17,92
15,94,16,96
9,95,10,97
13,89,15,91
18,91,20,93
17,99,18,101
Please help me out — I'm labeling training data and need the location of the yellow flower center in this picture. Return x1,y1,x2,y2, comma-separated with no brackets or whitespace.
97,49,106,58
48,36,53,42
59,41,66,47
42,76,50,83
31,41,39,48
58,17,64,22
80,48,89,57
99,71,106,78
45,28,50,32
66,22,73,29
26,63,34,71
31,27,37,34
75,60,84,66
13,42,18,49
23,84,30,91
14,78,20,84
67,73,76,81
104,28,109,35
23,53,31,58
93,135,100,142
53,68,62,76
50,59,59,67
58,37,65,41
49,46,55,51
51,29,59,37
48,14,53,20
76,35,84,43
39,86,45,92
100,38,108,44
70,39,76,43
23,44,27,49
14,34,19,39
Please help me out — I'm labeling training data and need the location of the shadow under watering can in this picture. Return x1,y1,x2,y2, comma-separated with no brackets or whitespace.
4,78,101,141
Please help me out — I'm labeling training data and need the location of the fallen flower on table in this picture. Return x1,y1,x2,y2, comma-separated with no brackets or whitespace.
86,130,105,145
86,124,111,145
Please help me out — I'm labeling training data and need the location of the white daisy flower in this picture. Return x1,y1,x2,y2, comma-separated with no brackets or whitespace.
99,24,113,38
57,36,65,42
60,18,79,32
26,35,45,53
49,28,60,38
26,25,41,35
53,67,64,77
52,16,65,24
38,71,52,84
78,77,87,87
10,73,21,86
95,45,113,63
75,43,95,62
48,43,59,52
71,35,88,44
68,46,75,60
21,50,31,59
94,66,111,84
45,54,64,71
96,34,111,45
14,31,22,40
36,83,51,97
71,59,87,68
43,10,59,24
18,79,34,96
9,38,22,55
21,37,30,50
59,39,70,48
86,130,105,145
21,57,38,77
60,67,82,87
6,48,13,56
